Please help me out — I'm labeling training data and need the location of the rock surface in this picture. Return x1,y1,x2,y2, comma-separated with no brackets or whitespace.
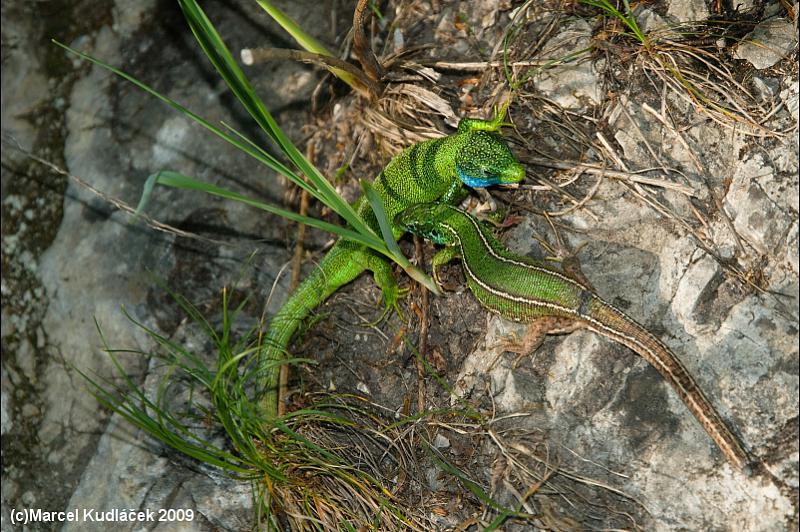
735,17,797,69
533,18,603,109
666,0,710,22
2,1,313,530
2,0,798,531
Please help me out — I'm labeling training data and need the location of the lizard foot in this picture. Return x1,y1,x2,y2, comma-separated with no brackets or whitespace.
372,284,410,324
506,317,583,368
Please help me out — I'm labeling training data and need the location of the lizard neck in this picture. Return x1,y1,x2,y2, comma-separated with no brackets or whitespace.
371,135,460,219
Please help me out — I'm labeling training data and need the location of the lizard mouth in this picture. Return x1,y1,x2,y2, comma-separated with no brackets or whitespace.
503,162,525,183
456,162,525,187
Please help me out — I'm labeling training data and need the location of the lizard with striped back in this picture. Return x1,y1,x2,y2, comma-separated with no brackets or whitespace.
395,202,756,473
259,109,525,415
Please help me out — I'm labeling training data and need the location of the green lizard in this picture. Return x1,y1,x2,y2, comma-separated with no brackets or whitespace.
259,110,525,416
395,202,756,473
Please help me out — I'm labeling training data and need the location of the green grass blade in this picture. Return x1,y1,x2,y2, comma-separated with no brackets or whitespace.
359,179,440,294
54,33,378,252
252,0,358,88
82,328,255,474
360,180,405,262
52,41,312,199
141,171,387,252
175,0,367,233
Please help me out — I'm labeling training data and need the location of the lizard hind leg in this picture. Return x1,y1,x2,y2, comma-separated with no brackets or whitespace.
506,317,583,368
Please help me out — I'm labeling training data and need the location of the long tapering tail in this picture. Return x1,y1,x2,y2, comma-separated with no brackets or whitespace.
583,296,755,472
259,243,364,416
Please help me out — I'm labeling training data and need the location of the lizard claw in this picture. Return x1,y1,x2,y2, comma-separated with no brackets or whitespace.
370,285,409,325
387,286,410,323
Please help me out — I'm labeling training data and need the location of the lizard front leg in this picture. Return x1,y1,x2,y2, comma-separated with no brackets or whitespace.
440,181,468,205
365,252,408,320
430,246,462,290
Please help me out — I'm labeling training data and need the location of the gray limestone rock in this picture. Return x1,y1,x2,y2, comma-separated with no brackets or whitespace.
735,18,797,70
2,1,797,531
667,0,710,22
534,18,603,109
636,8,669,35
724,153,794,256
780,76,799,123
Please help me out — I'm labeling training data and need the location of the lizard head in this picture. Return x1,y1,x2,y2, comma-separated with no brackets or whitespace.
394,203,458,246
454,131,525,188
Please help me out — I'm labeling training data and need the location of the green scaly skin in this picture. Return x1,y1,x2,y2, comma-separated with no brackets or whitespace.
395,203,756,473
260,111,525,416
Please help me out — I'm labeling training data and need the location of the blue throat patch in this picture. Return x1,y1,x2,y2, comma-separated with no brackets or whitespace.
457,166,503,187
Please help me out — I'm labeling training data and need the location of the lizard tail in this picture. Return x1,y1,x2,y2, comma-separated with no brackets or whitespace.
583,296,756,473
259,243,364,417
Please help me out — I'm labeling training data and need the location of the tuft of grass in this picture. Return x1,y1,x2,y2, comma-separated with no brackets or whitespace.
56,0,444,420
498,0,784,135
80,283,432,529
501,0,593,91
582,0,781,135
583,0,646,43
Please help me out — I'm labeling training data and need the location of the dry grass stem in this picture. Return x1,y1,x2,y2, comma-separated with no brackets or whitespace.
352,0,385,83
417,59,549,71
526,157,696,195
241,47,381,98
639,42,784,137
361,83,457,152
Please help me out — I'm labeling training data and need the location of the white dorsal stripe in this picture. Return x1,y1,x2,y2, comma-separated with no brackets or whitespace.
458,207,589,290
434,210,748,468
